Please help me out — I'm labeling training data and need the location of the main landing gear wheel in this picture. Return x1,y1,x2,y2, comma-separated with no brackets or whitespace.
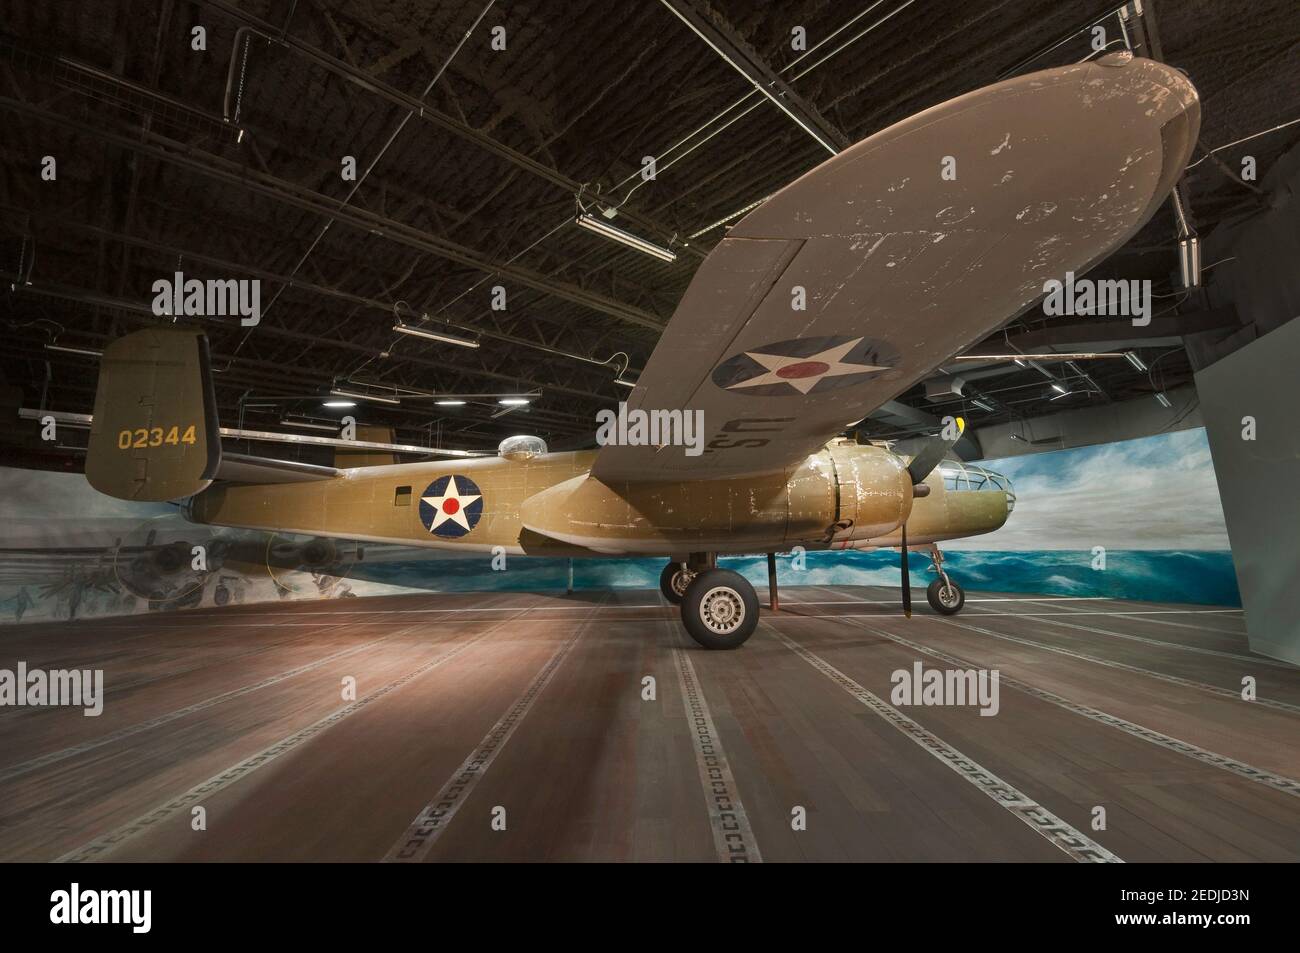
927,577,965,615
681,569,759,650
659,561,693,605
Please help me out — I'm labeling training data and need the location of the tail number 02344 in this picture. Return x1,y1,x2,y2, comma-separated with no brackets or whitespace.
117,425,198,449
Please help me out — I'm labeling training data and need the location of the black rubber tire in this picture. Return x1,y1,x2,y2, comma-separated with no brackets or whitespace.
681,569,759,649
659,562,690,605
927,578,965,615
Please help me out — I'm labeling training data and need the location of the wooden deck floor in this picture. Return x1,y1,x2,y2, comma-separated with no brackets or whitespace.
0,587,1295,863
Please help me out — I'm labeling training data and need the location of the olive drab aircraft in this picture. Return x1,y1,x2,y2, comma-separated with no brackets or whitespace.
79,53,1200,648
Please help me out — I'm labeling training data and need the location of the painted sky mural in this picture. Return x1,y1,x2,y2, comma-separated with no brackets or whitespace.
0,427,1239,625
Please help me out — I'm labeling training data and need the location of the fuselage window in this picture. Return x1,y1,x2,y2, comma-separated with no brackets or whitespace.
394,485,411,506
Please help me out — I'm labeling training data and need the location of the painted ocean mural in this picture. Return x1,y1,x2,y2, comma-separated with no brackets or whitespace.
0,426,1240,624
343,548,1241,607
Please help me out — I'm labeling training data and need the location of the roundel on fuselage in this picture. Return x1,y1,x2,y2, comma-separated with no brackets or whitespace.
418,474,484,538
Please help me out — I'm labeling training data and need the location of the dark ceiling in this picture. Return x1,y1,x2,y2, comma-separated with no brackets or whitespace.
1,0,1298,458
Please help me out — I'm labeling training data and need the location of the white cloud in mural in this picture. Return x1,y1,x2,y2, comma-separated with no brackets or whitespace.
947,427,1231,551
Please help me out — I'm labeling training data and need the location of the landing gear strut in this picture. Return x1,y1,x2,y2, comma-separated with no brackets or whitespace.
667,554,759,649
925,544,965,615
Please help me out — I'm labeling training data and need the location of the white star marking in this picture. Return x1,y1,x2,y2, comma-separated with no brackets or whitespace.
421,476,481,533
725,337,890,394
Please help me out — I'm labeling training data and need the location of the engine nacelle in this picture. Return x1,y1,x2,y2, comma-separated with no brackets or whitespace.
785,443,913,548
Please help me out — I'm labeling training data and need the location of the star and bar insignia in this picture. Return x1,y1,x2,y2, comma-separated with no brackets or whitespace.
710,335,898,397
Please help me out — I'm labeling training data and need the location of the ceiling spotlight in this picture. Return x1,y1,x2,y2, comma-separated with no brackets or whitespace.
498,398,531,406
435,400,467,407
1124,351,1148,372
329,388,400,406
575,213,677,263
614,378,636,388
323,400,356,409
1155,392,1173,408
1050,382,1067,395
392,323,480,349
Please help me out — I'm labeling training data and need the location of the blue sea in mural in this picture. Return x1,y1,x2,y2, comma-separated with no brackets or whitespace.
347,548,1241,606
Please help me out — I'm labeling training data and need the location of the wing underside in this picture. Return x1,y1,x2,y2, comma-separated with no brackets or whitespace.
591,55,1198,484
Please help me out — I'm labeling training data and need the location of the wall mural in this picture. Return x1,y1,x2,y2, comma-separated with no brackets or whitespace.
0,427,1239,626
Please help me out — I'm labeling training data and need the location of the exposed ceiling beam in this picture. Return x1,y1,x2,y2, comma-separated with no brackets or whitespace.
0,95,667,332
197,0,702,260
658,0,849,155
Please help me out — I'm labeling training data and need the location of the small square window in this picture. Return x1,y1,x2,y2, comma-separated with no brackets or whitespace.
394,486,411,506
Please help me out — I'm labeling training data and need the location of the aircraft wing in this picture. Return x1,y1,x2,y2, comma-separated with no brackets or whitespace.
591,55,1198,483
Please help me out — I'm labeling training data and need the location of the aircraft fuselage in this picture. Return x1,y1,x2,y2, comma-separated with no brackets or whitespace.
183,442,1011,558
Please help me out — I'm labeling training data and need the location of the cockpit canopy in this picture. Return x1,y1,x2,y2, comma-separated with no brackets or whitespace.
498,434,548,461
938,461,1016,510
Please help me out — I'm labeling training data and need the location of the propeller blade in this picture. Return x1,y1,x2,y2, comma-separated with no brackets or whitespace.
900,522,912,619
905,415,965,484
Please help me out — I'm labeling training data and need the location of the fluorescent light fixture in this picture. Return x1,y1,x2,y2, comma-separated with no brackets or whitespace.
614,378,636,388
575,214,676,263
1155,392,1172,408
323,400,356,409
329,388,400,406
280,417,339,432
392,323,480,349
45,343,103,358
971,398,994,412
1178,236,1202,289
498,398,530,406
1124,351,1148,371
435,400,467,407
1050,382,1067,395
1049,390,1073,401
954,353,1123,361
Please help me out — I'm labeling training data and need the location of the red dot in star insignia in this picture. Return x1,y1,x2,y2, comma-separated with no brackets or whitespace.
443,498,460,514
776,360,830,380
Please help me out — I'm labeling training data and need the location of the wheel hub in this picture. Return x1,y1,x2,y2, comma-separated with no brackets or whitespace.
699,586,745,633
671,569,693,597
939,585,960,607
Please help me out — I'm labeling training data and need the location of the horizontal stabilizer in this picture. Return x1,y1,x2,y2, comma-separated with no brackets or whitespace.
215,453,338,484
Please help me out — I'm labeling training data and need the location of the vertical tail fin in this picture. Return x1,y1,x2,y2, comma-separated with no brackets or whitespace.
85,328,221,501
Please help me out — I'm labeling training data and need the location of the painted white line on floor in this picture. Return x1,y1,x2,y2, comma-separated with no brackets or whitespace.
975,611,1292,669
938,617,1300,716
382,605,600,863
766,624,1120,863
0,636,388,784
673,643,763,863
785,596,1112,605
1010,598,1248,635
855,618,1300,801
55,609,536,863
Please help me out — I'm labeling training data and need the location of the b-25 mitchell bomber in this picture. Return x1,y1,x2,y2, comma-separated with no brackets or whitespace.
80,53,1200,649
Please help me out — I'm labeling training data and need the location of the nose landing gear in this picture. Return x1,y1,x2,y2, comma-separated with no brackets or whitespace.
924,544,965,615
